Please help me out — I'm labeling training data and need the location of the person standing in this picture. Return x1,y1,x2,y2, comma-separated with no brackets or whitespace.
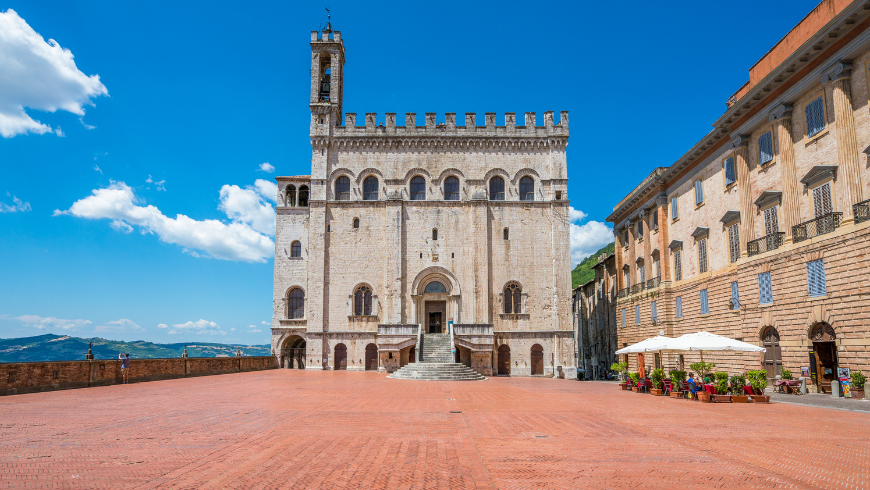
120,353,130,384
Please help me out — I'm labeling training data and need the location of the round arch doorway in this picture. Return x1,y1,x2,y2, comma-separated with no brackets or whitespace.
364,344,378,371
810,323,838,394
497,345,511,376
760,327,781,383
334,343,347,370
281,336,306,369
530,344,544,376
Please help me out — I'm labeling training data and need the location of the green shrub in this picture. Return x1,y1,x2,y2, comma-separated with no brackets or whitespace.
781,367,793,380
852,371,866,389
628,372,640,385
650,368,665,389
747,370,768,394
689,362,716,380
729,374,746,396
610,362,628,381
669,370,687,384
714,372,729,395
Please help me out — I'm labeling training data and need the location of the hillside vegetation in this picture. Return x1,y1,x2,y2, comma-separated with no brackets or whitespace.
571,242,615,289
0,334,270,363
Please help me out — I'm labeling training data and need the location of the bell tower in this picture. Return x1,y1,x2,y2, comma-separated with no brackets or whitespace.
309,19,344,135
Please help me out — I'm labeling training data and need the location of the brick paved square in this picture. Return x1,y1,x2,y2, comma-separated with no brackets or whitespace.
1,371,868,489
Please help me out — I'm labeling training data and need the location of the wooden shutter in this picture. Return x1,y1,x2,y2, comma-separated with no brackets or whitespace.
812,183,833,218
805,97,825,137
639,265,645,284
724,158,736,186
700,289,709,314
764,207,779,235
758,132,774,164
674,250,682,281
695,180,703,204
672,197,679,219
807,259,827,297
730,281,739,308
728,223,740,263
675,297,682,318
622,309,626,327
651,301,657,320
698,238,708,273
758,272,773,305
635,305,640,324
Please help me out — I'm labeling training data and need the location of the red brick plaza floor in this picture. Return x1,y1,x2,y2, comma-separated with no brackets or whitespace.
1,371,869,489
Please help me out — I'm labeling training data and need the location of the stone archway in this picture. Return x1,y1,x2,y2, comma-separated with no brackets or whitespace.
760,326,781,383
334,343,347,371
497,345,511,376
809,323,838,393
410,266,462,328
365,344,378,371
530,344,544,375
280,335,306,369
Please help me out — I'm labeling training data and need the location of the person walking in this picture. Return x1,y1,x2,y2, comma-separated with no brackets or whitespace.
120,353,130,384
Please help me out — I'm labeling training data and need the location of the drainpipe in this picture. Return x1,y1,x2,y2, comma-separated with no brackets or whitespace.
449,319,455,363
415,324,422,362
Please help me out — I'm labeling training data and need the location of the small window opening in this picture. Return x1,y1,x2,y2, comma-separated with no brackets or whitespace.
420,253,422,259
353,218,360,229
320,118,324,124
327,225,331,232
53,370,59,380
503,228,509,240
432,229,438,240
451,253,454,258
389,352,393,359
555,191,562,200
321,149,325,156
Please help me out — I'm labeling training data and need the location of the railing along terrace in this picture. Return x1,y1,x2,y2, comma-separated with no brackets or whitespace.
646,277,660,289
747,232,785,256
855,199,870,224
618,288,629,298
377,324,419,336
792,213,842,243
630,283,645,294
453,324,494,336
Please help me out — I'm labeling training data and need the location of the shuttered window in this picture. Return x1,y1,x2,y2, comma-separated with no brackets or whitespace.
672,197,679,219
694,180,704,205
724,157,736,186
651,300,657,321
639,265,645,285
698,238,708,273
674,249,683,281
730,281,740,310
758,272,773,305
812,182,833,218
624,270,630,288
764,206,779,235
805,96,825,137
807,259,827,297
700,289,709,315
758,131,774,164
623,230,629,245
635,305,640,325
728,223,740,263
622,309,626,327
638,222,644,240
653,210,659,230
675,296,683,319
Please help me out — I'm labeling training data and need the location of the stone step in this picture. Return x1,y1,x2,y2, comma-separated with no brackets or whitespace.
388,362,486,381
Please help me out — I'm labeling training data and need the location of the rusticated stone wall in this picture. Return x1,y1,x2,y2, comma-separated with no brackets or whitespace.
0,356,275,396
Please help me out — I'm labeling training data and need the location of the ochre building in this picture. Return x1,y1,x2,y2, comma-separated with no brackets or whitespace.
270,26,575,378
607,0,870,392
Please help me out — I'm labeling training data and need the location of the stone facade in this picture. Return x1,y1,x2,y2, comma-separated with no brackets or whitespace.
607,0,870,391
270,27,575,378
573,253,618,379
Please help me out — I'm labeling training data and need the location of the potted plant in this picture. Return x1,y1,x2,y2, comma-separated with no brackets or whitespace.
629,372,640,392
851,371,865,400
711,372,731,402
669,370,686,398
650,368,665,395
747,370,770,403
780,367,798,394
611,362,628,390
689,361,716,382
729,374,749,403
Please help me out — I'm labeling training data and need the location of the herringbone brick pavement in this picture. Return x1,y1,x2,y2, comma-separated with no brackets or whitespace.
0,371,868,489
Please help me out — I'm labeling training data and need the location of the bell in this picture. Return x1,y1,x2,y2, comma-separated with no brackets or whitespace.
319,74,331,100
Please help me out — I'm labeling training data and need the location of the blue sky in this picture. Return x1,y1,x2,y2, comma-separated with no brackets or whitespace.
0,0,821,344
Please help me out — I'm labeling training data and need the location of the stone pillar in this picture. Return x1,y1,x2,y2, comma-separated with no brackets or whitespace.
822,62,863,222
627,221,636,288
384,200,404,323
641,210,651,285
731,135,755,257
614,229,624,290
656,194,671,282
770,104,799,242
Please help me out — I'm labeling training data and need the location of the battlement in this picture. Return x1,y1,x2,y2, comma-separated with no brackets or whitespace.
332,111,568,137
310,30,342,43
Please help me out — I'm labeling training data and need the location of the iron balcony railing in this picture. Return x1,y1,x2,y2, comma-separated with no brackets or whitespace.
646,276,660,289
630,283,646,294
855,199,870,224
792,213,842,243
618,287,629,298
747,232,785,257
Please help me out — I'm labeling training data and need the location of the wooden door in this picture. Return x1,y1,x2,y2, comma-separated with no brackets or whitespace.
365,344,378,371
530,344,544,375
334,344,347,370
408,346,416,363
498,345,510,375
761,327,781,383
429,312,442,334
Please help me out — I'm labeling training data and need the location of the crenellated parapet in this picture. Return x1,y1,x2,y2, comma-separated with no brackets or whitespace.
333,111,568,139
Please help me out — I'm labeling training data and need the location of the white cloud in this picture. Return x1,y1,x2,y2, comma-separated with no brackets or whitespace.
54,181,274,262
165,319,225,336
218,179,277,236
145,175,166,191
16,314,91,331
261,321,268,325
79,117,95,130
259,162,275,173
109,219,133,233
248,329,262,333
157,323,168,329
0,9,108,138
568,206,613,267
0,193,31,213
95,318,145,333
93,164,102,174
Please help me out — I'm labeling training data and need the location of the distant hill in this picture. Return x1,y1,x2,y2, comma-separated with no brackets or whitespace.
571,242,615,289
0,334,271,363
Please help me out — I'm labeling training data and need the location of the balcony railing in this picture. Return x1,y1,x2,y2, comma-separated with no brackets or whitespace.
792,213,842,243
618,287,629,298
747,232,785,257
646,276,660,289
630,283,646,294
855,199,870,224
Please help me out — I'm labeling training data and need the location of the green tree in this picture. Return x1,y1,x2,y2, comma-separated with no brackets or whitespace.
571,242,615,289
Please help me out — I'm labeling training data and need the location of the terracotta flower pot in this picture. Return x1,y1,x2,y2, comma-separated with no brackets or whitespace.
711,394,732,403
651,389,663,396
751,395,770,403
697,392,711,403
730,395,749,403
670,391,683,398
619,383,627,390
850,388,864,399
632,387,638,392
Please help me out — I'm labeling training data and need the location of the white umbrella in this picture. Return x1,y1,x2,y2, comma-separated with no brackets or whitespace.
663,332,765,353
615,335,673,355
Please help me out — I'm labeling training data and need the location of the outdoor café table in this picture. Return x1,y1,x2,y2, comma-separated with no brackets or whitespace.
704,384,717,394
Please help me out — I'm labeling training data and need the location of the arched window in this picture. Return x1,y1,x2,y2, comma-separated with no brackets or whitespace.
354,285,373,316
432,229,438,240
489,176,505,201
290,241,301,258
298,185,309,207
444,176,460,200
286,185,296,207
410,176,426,201
504,283,522,313
287,288,305,319
503,228,509,240
335,176,351,201
519,176,535,201
363,176,379,201
424,281,446,294
352,218,360,229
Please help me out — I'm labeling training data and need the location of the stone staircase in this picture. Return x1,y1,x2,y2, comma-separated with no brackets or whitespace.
389,334,485,381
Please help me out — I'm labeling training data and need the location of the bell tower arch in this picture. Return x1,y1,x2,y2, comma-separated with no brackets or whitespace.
309,22,344,132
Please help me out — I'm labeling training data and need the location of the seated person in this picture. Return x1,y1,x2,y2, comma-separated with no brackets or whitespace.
686,374,701,398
